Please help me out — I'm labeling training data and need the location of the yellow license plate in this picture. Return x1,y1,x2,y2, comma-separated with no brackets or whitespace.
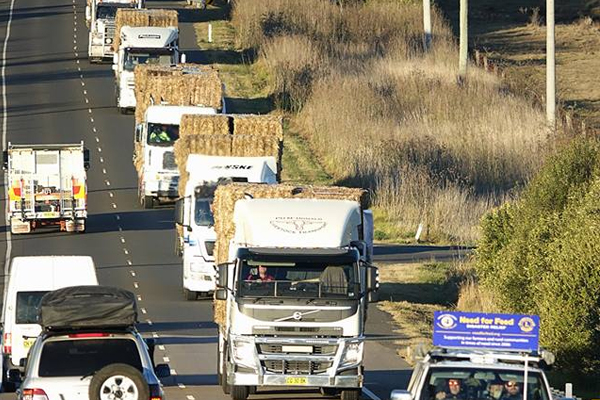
285,377,308,386
23,338,36,349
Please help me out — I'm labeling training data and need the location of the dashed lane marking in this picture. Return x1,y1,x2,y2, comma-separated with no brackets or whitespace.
177,383,186,389
141,308,147,314
158,345,165,351
130,270,136,277
127,260,133,265
163,356,170,362
133,282,139,289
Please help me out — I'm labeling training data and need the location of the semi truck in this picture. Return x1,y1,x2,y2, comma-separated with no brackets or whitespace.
3,143,90,234
113,26,182,113
213,184,378,400
86,0,143,63
175,155,279,300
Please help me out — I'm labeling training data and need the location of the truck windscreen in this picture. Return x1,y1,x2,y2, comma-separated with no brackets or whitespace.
147,123,179,145
420,368,549,400
97,4,132,20
195,198,214,226
238,261,358,299
124,50,173,71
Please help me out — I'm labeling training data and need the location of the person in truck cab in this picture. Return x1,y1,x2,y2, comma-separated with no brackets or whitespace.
246,265,274,282
149,125,171,144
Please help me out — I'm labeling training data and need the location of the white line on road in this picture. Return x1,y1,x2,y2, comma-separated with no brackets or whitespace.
130,270,136,277
111,203,117,209
141,308,147,314
363,387,382,400
124,249,129,255
1,0,16,305
120,237,126,243
185,395,193,400
162,356,169,362
158,345,165,351
133,282,139,289
109,192,113,198
137,295,142,301
177,383,186,389
127,260,132,265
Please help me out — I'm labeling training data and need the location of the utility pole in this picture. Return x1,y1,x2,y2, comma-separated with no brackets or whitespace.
423,0,432,51
546,0,556,129
458,0,468,80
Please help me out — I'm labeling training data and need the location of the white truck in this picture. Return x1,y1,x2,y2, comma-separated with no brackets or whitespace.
3,143,90,234
86,0,143,63
215,194,379,400
174,155,279,300
113,26,182,113
134,105,223,208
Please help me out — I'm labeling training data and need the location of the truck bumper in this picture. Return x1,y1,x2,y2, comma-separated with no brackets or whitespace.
144,176,179,199
229,372,362,388
117,86,136,109
184,272,215,293
89,43,113,60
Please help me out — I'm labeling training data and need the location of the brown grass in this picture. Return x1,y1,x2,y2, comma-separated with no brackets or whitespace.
231,0,558,243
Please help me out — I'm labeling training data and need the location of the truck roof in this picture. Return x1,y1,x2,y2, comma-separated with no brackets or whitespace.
232,198,362,249
120,26,178,48
146,105,218,125
185,155,277,194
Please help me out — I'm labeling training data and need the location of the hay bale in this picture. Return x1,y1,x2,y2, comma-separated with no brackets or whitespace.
134,64,223,124
233,114,284,140
180,115,230,137
114,9,178,53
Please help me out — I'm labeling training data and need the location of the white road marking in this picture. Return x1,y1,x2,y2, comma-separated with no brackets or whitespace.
85,98,88,104
81,81,85,86
141,308,147,314
137,295,143,301
120,237,126,243
83,89,88,95
95,137,100,143
124,248,129,255
109,192,114,198
152,332,158,338
177,383,186,389
97,147,101,152
1,0,16,303
102,168,107,174
74,52,78,57
111,203,117,209
127,260,133,265
162,356,170,362
130,270,136,277
185,395,193,400
133,282,139,289
105,180,111,186
115,215,120,220
363,387,382,400
99,157,104,163
158,345,165,351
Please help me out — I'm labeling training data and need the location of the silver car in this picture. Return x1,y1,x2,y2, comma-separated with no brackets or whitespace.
14,329,170,400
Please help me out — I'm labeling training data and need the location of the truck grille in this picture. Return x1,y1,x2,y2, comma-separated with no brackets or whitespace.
163,151,177,170
104,20,116,38
263,360,332,374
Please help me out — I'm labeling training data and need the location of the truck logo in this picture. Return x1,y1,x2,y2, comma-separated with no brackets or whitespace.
270,217,326,234
212,165,253,170
275,309,320,322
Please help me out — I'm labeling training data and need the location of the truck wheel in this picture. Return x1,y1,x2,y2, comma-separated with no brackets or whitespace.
88,364,149,400
230,385,249,400
220,341,231,395
341,389,361,400
141,195,154,209
184,288,196,301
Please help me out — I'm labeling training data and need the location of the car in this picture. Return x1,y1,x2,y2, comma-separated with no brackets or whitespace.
390,347,556,400
13,285,170,400
1,256,99,391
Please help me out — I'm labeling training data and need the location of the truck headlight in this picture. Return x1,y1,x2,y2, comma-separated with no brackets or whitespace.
232,338,257,370
92,35,103,45
104,37,113,45
340,342,363,368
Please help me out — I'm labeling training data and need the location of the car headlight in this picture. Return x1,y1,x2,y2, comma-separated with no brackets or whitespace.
232,338,257,370
340,342,363,368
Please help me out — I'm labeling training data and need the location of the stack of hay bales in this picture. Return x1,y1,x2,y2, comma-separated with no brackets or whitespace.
173,114,283,197
134,64,223,124
211,183,370,327
114,9,178,50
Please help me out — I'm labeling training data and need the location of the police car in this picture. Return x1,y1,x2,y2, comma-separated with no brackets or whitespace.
391,311,556,400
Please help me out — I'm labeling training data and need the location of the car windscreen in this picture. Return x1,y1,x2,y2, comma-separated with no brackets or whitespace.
420,367,550,400
38,338,143,377
16,291,48,324
124,50,174,71
238,260,358,299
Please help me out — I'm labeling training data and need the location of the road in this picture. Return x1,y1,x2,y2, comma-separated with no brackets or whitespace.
0,0,425,398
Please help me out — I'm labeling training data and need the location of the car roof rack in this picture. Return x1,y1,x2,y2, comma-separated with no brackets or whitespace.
427,347,554,369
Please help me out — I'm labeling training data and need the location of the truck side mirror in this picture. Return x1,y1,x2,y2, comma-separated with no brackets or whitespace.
135,124,143,143
366,264,379,303
351,240,367,260
2,150,8,170
216,263,229,288
174,198,185,226
83,148,91,170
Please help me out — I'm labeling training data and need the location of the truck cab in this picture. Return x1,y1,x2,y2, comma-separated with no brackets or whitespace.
86,0,143,63
113,26,182,113
135,106,220,208
175,155,279,300
215,198,378,400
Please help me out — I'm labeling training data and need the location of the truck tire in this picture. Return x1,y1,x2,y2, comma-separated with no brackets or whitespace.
184,288,196,301
141,195,154,209
230,385,249,400
88,364,149,400
219,339,231,395
341,389,361,400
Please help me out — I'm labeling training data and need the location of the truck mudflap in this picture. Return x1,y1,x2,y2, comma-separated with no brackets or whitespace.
227,335,364,388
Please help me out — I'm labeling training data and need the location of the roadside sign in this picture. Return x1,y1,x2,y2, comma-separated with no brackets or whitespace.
433,311,540,352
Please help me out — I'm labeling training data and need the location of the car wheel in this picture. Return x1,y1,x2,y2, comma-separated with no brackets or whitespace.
340,389,361,400
88,364,149,400
230,385,249,400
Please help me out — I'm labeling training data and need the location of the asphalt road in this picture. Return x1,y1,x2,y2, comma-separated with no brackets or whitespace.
0,0,432,398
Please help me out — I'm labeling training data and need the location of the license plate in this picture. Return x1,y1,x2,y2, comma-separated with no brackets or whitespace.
23,338,36,350
282,345,313,353
285,377,308,386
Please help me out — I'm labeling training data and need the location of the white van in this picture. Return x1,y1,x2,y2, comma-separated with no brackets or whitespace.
0,256,98,391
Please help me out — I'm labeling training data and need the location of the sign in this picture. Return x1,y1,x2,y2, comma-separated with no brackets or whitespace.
433,311,540,352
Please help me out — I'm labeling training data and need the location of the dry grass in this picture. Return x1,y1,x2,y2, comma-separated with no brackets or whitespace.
231,0,559,244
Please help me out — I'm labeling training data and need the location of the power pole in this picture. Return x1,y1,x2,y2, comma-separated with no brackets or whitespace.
546,0,556,129
458,0,468,79
423,0,432,51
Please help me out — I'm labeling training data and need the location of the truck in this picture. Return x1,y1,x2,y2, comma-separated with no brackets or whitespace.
112,9,180,113
212,183,379,400
85,0,143,63
3,143,90,234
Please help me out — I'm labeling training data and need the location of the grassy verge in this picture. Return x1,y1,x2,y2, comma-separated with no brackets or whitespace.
192,1,332,185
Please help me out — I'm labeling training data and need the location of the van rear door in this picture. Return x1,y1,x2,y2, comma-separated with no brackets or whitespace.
11,290,47,366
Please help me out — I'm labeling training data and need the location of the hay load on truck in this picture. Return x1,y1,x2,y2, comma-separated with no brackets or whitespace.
132,64,225,208
112,9,181,113
212,183,379,400
3,142,90,234
85,0,144,63
172,114,283,300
